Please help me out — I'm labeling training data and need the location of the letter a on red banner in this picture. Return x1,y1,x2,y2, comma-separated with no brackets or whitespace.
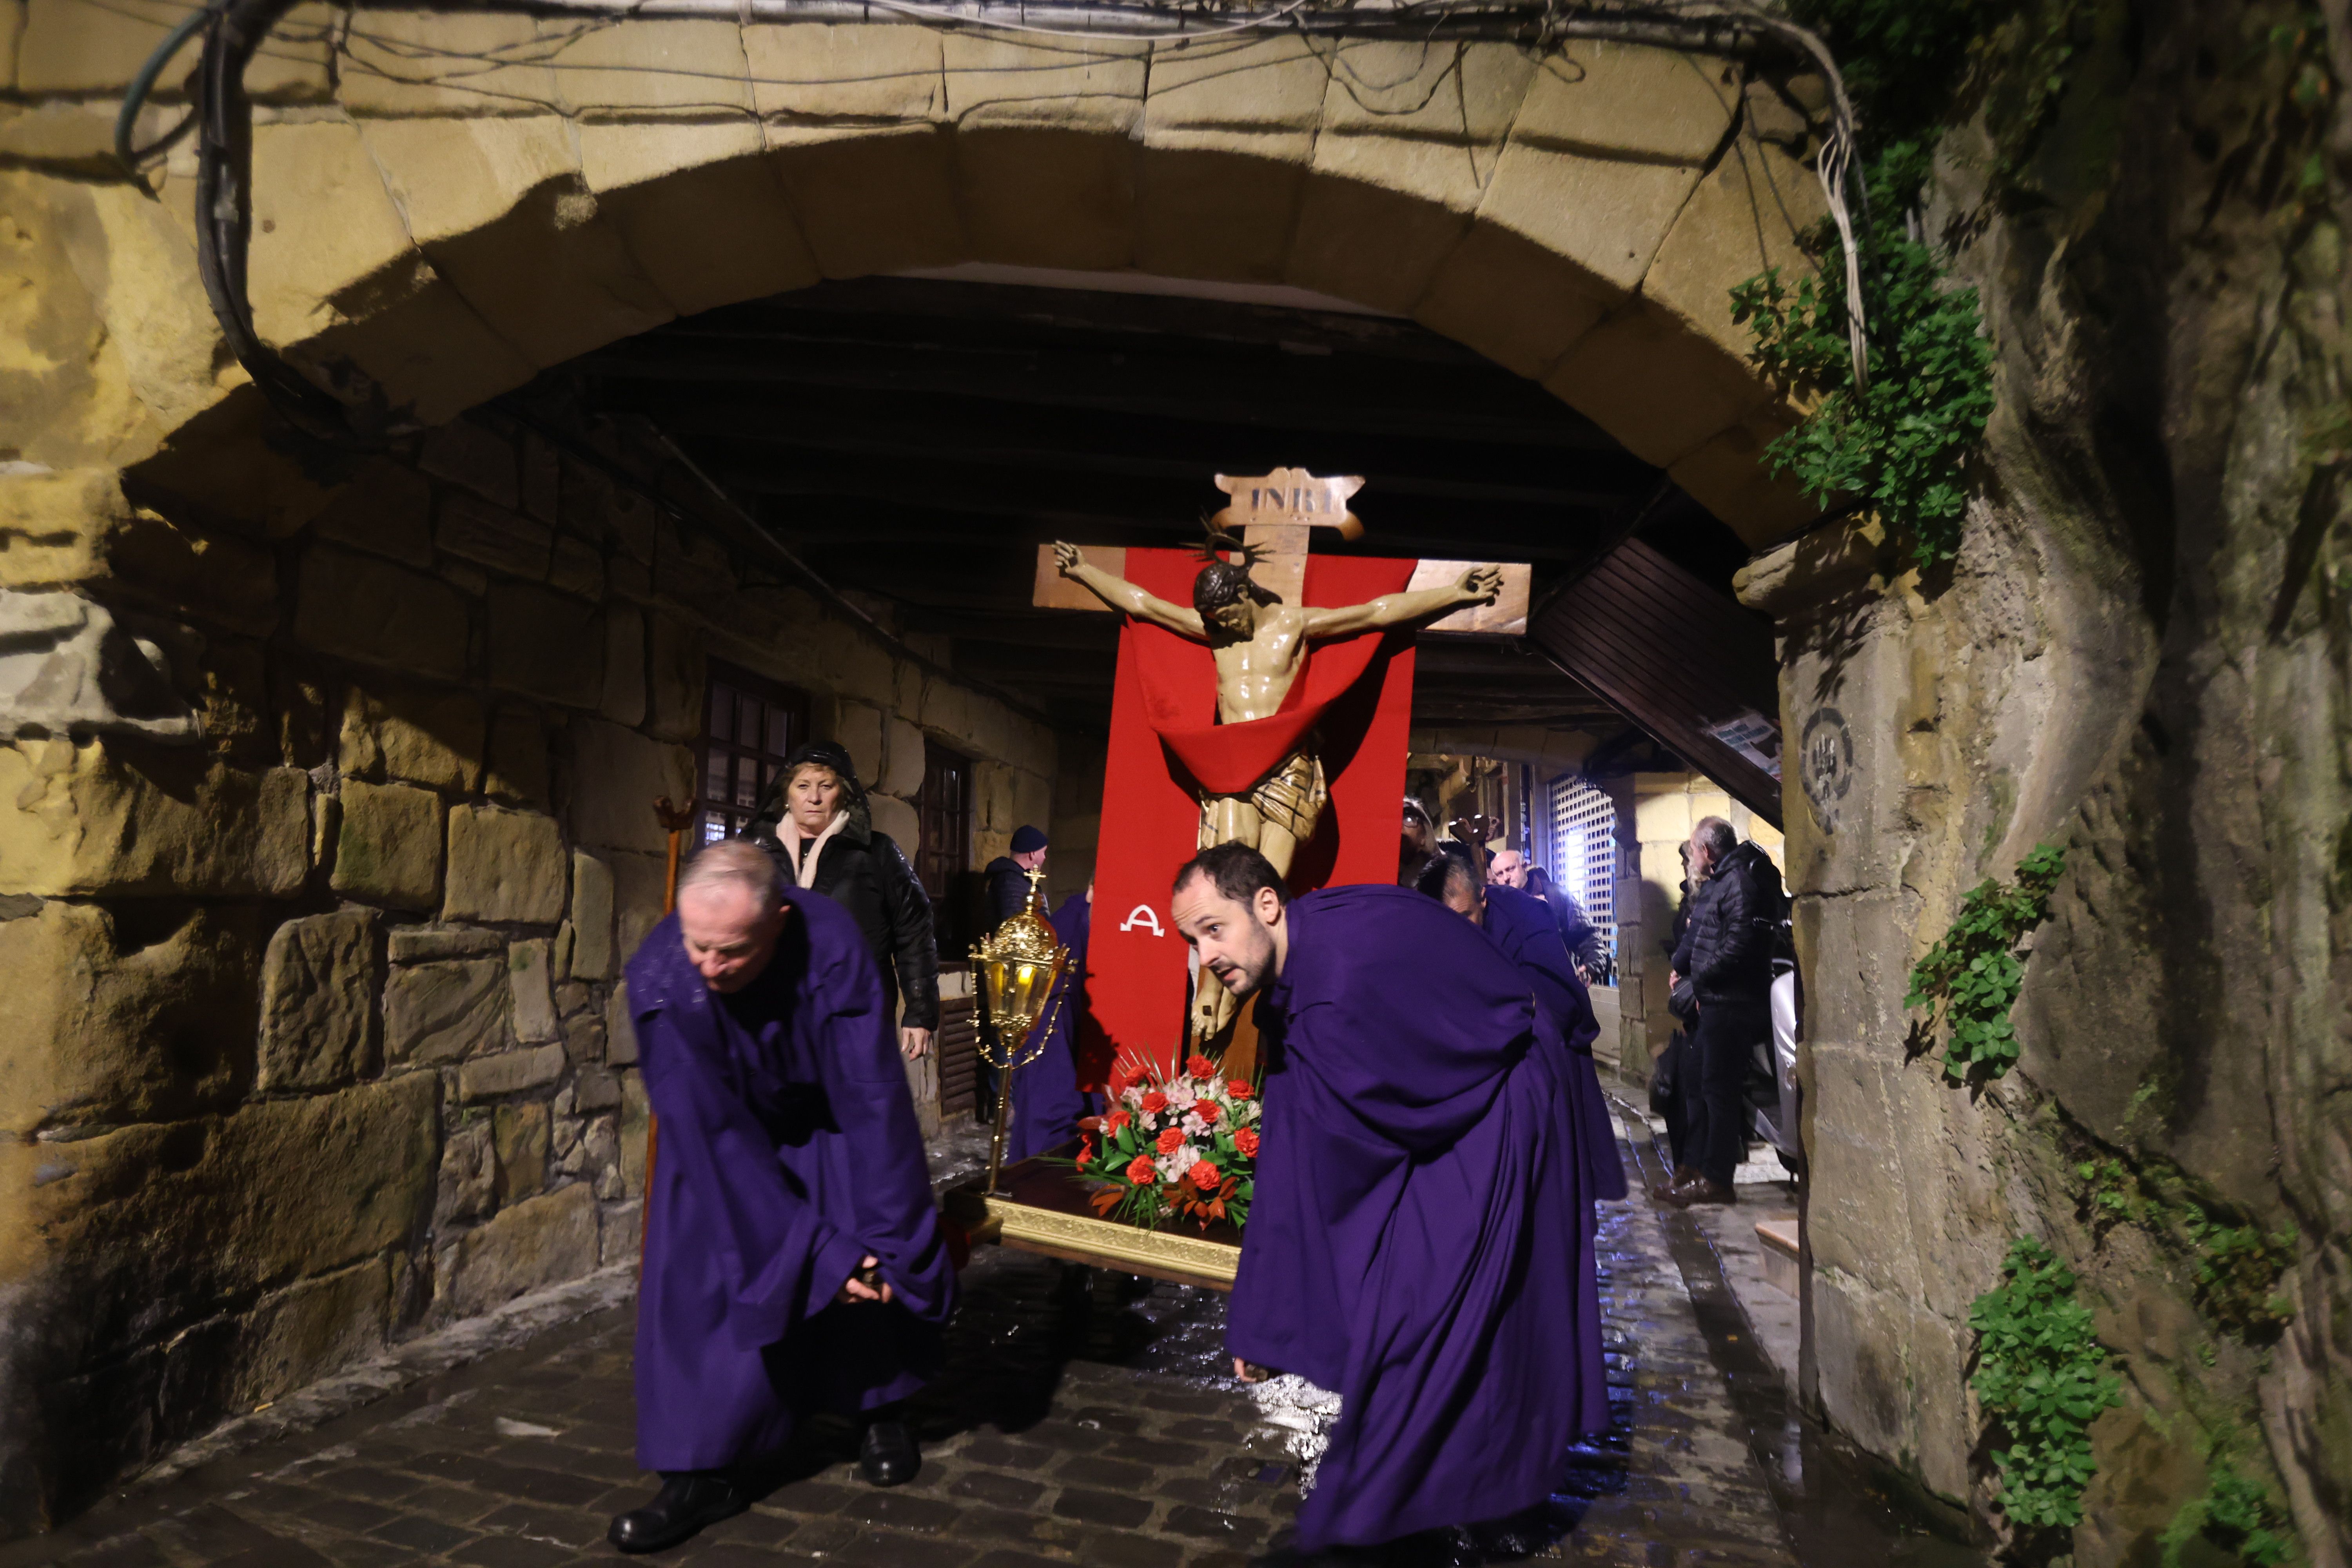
1073,548,1420,1088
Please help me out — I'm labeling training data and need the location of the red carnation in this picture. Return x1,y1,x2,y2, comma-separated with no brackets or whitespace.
1156,1127,1187,1155
1227,1080,1254,1100
1140,1091,1168,1115
1125,1154,1156,1184
1189,1159,1222,1190
1078,1136,1095,1165
1196,1101,1221,1125
1186,1054,1218,1080
1234,1127,1259,1158
1106,1108,1132,1132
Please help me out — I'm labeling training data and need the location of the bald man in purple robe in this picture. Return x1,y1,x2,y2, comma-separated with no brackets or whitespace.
610,841,956,1555
1171,842,1604,1554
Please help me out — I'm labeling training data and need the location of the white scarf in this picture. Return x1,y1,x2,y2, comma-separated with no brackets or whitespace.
780,809,849,890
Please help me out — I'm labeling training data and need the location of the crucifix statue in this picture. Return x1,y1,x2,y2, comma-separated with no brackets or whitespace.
1050,535,1500,879
1042,468,1528,1047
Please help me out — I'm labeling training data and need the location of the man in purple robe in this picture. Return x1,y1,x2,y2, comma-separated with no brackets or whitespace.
1420,845,1629,1208
1419,846,1626,1453
1171,842,1604,1554
610,841,956,1554
1005,883,1092,1164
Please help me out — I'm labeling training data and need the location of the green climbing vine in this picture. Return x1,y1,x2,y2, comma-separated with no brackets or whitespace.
2076,1154,2299,1344
1904,842,2067,1082
1726,0,2009,569
1729,146,1996,570
2161,1458,2299,1568
2191,1223,2300,1343
1968,1236,2124,1530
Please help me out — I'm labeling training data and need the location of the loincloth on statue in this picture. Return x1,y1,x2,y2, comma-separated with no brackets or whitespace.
1198,743,1327,846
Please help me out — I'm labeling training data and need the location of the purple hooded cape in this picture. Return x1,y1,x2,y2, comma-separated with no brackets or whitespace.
626,888,956,1472
1006,892,1092,1164
1483,884,1630,1204
1228,884,1605,1551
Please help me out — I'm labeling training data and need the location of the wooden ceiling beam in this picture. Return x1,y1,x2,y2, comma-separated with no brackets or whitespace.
736,481,1616,567
682,278,1496,368
605,387,1656,491
581,343,1606,449
550,274,1758,752
658,422,1644,512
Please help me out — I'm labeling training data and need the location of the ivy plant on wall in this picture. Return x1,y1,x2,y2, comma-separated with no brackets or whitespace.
1729,0,2012,569
1730,146,1996,569
1904,842,2066,1082
1969,1236,2123,1530
2078,1154,2299,1345
2161,1458,2298,1568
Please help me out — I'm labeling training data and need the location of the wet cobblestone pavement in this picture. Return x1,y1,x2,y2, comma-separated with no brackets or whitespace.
13,1116,1804,1568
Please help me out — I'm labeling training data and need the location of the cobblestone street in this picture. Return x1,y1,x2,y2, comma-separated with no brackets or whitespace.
11,1114,1819,1568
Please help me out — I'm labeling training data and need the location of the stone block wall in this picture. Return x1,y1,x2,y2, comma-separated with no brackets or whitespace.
0,405,1062,1531
1048,736,1107,905
1732,4,2352,1557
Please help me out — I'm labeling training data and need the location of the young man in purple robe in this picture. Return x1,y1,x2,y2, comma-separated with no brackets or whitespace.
1170,842,1606,1554
1419,844,1629,1208
610,841,956,1555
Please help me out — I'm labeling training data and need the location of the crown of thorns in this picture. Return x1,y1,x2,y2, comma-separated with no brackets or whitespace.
1192,520,1283,613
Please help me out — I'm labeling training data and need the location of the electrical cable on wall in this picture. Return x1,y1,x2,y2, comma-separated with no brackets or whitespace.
113,0,215,173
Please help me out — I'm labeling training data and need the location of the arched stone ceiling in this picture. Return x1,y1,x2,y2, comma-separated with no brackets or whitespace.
18,10,1826,546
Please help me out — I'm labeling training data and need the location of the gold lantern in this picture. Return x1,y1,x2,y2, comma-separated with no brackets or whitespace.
969,865,1069,1194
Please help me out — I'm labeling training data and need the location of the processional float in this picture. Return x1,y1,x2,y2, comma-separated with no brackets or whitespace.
944,469,1530,1288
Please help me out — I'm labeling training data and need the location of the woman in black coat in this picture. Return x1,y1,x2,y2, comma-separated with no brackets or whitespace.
743,740,940,1059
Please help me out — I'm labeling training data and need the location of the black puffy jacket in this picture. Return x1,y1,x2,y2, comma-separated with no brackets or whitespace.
747,799,940,1031
1670,840,1783,1008
982,857,1031,931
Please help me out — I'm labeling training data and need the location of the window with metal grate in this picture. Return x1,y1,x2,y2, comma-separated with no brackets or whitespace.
1546,775,1620,979
695,663,811,847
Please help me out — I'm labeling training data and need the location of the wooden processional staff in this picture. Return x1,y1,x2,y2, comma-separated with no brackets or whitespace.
1449,812,1501,880
639,796,697,1263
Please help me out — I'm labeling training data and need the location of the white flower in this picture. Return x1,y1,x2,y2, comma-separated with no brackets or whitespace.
1181,1111,1208,1138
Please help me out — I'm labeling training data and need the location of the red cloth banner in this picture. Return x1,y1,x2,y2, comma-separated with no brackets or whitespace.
1075,549,1418,1087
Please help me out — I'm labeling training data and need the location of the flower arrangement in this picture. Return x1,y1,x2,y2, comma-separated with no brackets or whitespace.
1071,1054,1260,1232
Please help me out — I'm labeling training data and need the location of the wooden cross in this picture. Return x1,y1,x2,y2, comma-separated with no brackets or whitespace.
1032,468,1532,636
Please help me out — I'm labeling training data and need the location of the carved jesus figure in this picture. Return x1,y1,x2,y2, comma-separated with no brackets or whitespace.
1053,534,1502,1042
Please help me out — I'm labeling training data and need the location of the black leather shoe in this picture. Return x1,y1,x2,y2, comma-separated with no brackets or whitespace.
1661,1177,1738,1208
1648,1166,1699,1201
858,1418,921,1487
608,1472,750,1554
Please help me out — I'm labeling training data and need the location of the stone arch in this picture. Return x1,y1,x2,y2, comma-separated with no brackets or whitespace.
0,9,1838,1529
99,17,1824,545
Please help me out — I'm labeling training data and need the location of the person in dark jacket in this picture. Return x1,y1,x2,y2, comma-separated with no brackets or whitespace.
1398,797,1437,888
1524,865,1604,976
744,741,940,1060
1659,816,1782,1206
981,825,1049,934
1654,845,1704,1173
